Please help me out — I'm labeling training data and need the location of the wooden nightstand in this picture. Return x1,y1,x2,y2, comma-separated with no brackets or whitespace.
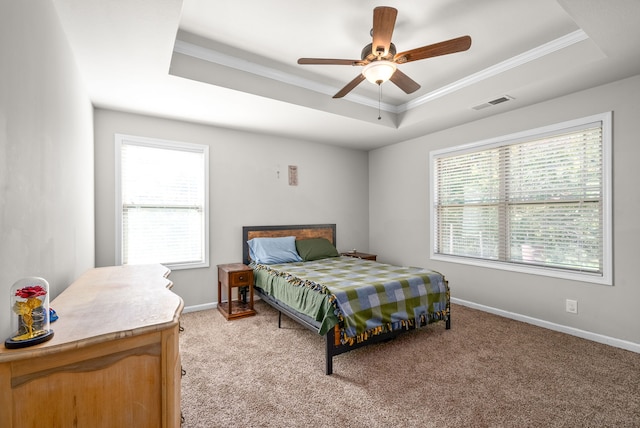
341,251,377,261
217,263,256,320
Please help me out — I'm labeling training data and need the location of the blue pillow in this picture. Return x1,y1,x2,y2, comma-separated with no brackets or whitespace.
247,236,303,264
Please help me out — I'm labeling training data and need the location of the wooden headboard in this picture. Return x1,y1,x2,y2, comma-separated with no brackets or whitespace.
242,224,336,265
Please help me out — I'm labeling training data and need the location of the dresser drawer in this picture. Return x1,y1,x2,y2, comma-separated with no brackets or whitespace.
228,270,252,286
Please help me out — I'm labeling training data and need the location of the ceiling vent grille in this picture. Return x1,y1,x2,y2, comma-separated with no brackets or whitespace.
472,95,514,110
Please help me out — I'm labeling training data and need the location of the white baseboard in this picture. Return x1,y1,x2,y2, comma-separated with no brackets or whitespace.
182,302,216,313
183,296,263,314
451,297,640,354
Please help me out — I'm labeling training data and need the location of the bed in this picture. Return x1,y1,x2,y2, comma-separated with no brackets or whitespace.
242,224,450,375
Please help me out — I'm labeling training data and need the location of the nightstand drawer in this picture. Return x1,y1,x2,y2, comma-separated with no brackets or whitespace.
229,270,252,286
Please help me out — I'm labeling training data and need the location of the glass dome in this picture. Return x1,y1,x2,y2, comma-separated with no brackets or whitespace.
5,277,54,349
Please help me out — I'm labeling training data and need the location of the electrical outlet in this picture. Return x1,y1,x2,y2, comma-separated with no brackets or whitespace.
565,299,578,314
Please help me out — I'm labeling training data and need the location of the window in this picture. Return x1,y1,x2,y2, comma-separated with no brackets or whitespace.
115,134,209,270
430,112,611,285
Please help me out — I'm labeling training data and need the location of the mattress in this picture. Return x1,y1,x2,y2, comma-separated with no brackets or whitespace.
252,256,449,344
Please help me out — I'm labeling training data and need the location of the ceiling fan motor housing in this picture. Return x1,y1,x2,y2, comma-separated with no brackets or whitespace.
361,42,396,61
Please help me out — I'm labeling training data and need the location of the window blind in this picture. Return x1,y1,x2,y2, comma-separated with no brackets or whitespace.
119,138,208,268
433,117,608,280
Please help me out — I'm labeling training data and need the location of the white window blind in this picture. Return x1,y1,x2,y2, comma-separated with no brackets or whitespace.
115,134,209,270
430,113,611,285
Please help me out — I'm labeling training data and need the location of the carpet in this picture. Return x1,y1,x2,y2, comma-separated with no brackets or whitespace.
179,300,640,427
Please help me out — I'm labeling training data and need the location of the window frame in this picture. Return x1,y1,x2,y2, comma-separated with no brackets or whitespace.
115,133,210,270
429,112,612,285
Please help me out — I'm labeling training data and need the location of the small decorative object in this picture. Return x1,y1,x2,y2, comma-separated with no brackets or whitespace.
5,277,55,349
288,165,298,186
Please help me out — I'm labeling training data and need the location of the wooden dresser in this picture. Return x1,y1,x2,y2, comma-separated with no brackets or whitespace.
0,264,184,428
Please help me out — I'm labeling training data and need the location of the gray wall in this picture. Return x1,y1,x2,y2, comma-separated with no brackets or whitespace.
369,74,640,345
3,1,637,351
93,109,369,308
0,2,95,340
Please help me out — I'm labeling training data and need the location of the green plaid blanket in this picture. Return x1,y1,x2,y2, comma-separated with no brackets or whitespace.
253,256,449,344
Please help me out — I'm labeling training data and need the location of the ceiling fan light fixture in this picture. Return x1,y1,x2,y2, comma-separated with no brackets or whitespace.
362,60,397,85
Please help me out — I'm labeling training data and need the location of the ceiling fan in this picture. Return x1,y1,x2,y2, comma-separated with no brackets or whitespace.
298,6,472,99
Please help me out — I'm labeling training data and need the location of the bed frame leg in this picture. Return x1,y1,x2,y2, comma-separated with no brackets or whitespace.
278,311,282,328
325,328,334,375
446,313,451,330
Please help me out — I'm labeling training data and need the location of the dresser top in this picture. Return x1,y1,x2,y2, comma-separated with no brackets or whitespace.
1,264,183,361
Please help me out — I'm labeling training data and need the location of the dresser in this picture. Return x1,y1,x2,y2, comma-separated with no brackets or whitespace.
0,264,184,428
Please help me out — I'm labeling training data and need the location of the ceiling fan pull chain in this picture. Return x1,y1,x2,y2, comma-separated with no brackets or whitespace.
378,84,382,120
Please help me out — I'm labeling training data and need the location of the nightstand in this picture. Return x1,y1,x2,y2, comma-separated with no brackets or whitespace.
341,251,377,261
217,263,255,320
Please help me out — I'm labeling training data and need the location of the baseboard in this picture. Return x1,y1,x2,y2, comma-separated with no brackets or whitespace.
182,302,217,313
451,297,640,354
183,295,264,314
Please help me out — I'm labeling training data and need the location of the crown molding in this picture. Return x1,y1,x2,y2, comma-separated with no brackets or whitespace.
400,29,589,112
173,40,397,113
173,29,588,114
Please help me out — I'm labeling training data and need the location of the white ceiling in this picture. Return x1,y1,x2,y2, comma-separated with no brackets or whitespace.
52,0,640,150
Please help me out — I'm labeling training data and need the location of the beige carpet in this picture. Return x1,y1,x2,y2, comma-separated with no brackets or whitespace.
179,301,640,427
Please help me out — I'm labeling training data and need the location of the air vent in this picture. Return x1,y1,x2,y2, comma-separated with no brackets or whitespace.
488,96,511,105
472,95,514,110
